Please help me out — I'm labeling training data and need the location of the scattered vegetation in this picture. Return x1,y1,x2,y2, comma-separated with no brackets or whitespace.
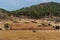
24,22,30,24
52,25,60,30
0,28,2,30
37,25,42,27
0,2,60,19
31,20,37,23
47,23,52,26
33,30,36,32
4,23,10,30
12,20,19,23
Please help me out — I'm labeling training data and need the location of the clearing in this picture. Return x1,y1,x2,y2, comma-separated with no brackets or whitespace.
0,30,60,40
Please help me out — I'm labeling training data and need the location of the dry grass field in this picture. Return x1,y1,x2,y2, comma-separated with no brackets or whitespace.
0,30,60,40
0,19,60,40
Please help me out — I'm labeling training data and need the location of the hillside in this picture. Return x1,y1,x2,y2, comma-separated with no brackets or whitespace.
13,2,60,19
0,8,9,20
0,2,60,19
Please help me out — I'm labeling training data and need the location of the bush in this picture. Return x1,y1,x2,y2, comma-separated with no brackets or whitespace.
37,25,42,27
55,20,60,22
13,20,19,23
42,24,45,26
24,22,30,24
33,30,36,32
55,26,60,30
31,21,37,23
4,23,10,30
0,28,2,30
48,23,51,26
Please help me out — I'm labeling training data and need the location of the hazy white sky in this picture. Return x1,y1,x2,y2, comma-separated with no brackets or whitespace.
0,0,59,11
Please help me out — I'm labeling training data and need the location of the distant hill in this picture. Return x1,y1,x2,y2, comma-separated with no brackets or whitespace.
0,2,60,19
12,2,60,19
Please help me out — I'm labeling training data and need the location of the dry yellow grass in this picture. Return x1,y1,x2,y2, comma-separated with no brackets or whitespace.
0,19,60,40
0,30,60,40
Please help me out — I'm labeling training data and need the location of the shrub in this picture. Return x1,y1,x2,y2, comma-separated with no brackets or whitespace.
33,30,36,32
4,23,10,30
37,25,42,27
13,20,19,23
55,26,60,30
31,20,37,23
48,23,51,26
0,28,2,30
24,22,30,24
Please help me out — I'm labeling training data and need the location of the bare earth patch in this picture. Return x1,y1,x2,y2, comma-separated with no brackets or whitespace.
0,30,60,40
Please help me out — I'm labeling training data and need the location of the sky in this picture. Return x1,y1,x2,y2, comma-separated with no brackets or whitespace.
0,0,60,11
